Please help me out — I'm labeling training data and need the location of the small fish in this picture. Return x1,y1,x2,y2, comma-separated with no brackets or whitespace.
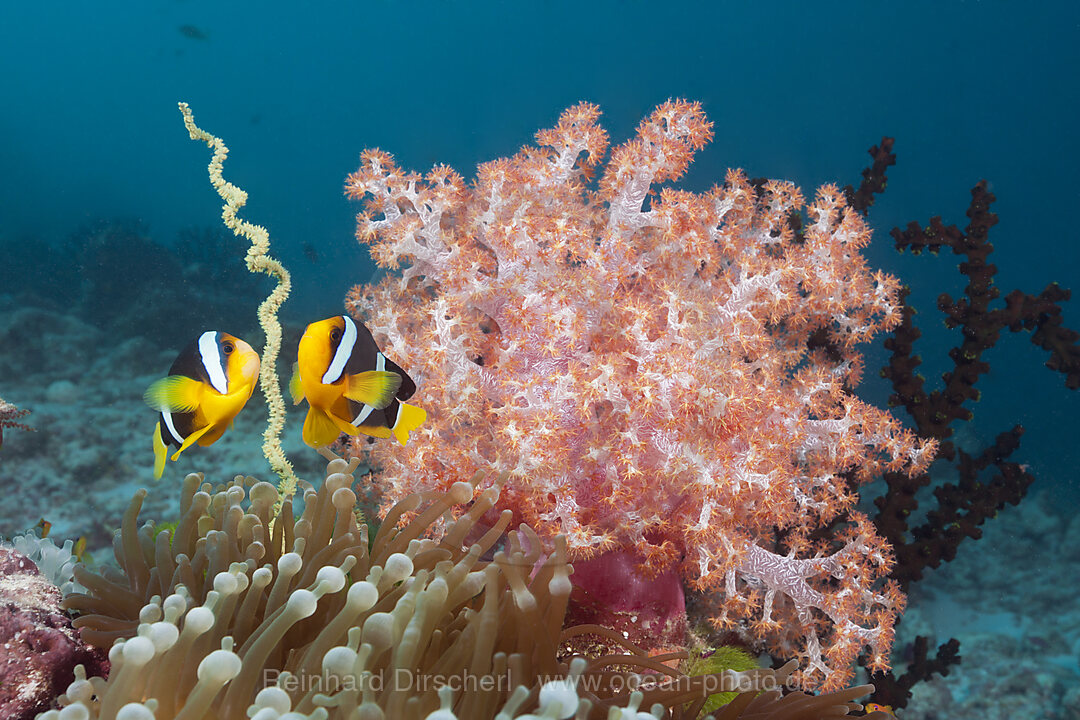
292,315,425,447
34,518,52,538
865,703,895,716
178,24,208,41
0,397,33,451
72,536,87,562
145,331,260,478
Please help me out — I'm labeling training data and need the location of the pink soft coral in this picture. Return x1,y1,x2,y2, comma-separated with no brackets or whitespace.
343,101,935,689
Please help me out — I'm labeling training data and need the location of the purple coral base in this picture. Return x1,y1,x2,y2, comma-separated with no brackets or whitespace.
565,549,688,652
0,548,109,720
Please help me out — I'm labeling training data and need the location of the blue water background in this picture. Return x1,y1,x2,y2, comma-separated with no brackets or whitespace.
1,1,1077,501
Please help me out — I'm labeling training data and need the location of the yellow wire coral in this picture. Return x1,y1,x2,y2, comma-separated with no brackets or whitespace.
177,102,299,500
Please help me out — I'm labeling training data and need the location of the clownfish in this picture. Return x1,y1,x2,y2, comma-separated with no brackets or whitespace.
144,331,260,478
291,315,426,448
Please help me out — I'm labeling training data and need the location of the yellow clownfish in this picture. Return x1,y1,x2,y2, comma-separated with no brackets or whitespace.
144,331,260,478
292,315,426,448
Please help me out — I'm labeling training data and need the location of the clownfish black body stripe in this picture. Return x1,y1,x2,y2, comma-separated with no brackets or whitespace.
291,315,426,448
144,331,260,478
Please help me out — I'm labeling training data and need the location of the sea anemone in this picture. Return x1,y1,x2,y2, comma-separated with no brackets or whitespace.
54,455,887,718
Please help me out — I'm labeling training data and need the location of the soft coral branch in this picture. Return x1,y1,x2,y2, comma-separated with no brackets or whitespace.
343,101,935,690
0,394,33,450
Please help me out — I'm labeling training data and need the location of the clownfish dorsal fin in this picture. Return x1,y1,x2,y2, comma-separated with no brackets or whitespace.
144,376,202,413
344,370,402,409
289,362,305,406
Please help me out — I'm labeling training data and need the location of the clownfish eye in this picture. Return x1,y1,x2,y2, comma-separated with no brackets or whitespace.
222,342,235,354
330,327,342,343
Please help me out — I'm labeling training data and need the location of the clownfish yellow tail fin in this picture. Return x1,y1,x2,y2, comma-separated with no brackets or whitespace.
152,427,167,480
344,371,402,409
392,402,427,446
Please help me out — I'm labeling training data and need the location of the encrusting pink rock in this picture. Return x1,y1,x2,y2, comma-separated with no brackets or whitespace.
0,548,107,720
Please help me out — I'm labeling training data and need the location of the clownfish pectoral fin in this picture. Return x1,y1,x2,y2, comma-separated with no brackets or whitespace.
197,424,227,447
152,427,168,480
144,376,202,413
344,371,402,410
391,402,427,446
302,407,357,448
289,362,305,406
168,423,214,462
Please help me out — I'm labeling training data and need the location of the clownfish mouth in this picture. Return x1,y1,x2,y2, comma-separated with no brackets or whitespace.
240,349,261,384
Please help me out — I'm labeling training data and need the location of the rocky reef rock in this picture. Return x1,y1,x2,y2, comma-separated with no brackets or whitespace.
0,548,107,720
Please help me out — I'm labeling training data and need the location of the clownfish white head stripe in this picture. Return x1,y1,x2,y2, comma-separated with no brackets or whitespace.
198,330,230,395
322,315,358,384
